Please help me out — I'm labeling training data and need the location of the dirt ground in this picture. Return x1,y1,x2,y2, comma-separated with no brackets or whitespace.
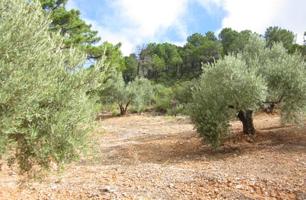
0,113,306,200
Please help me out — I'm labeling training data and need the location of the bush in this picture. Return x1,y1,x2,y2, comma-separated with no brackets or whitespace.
151,81,195,115
0,0,103,174
172,81,195,114
153,84,174,113
128,77,155,113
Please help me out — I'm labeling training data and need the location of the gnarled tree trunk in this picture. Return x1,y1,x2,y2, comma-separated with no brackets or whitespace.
119,101,130,116
238,110,255,135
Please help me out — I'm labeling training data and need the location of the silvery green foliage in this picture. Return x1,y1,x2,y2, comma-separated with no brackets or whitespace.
99,74,154,114
190,56,267,147
190,35,306,147
0,0,104,173
242,35,306,123
98,71,129,105
257,44,306,124
127,77,155,113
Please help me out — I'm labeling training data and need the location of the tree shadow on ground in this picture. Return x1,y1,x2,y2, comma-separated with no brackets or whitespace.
80,125,306,166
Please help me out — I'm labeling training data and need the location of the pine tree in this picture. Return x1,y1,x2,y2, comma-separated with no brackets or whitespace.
39,0,105,59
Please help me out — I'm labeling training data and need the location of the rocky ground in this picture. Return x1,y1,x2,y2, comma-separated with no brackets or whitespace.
0,113,305,200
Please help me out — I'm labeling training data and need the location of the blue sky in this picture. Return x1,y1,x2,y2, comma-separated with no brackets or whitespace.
67,0,306,55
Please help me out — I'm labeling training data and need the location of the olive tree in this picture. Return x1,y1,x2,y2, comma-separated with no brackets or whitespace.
0,0,105,173
99,75,154,115
190,56,266,147
190,35,306,147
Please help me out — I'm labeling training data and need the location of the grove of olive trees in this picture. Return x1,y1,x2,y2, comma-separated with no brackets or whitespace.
1,0,306,176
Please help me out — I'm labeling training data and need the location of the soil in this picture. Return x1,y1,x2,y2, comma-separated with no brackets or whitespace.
0,113,305,200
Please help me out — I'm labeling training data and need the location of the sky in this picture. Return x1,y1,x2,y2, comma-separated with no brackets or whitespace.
67,0,306,55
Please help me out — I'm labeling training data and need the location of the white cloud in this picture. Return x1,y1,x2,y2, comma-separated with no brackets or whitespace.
67,0,306,55
66,0,78,10
112,0,188,38
199,0,306,43
84,19,137,54
194,0,223,14
83,0,189,55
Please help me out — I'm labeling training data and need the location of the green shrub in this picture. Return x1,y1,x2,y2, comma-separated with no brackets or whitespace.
172,80,195,115
128,77,155,113
153,84,174,113
0,0,104,174
152,81,195,115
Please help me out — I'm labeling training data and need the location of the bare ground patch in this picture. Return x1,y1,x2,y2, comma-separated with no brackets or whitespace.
1,113,305,199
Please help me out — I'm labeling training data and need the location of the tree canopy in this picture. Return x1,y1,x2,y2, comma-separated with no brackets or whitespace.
98,73,154,115
264,26,295,51
219,28,254,55
0,0,106,174
39,0,116,61
190,35,306,147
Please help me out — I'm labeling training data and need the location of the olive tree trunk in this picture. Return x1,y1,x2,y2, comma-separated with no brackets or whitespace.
237,110,255,135
119,101,130,116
